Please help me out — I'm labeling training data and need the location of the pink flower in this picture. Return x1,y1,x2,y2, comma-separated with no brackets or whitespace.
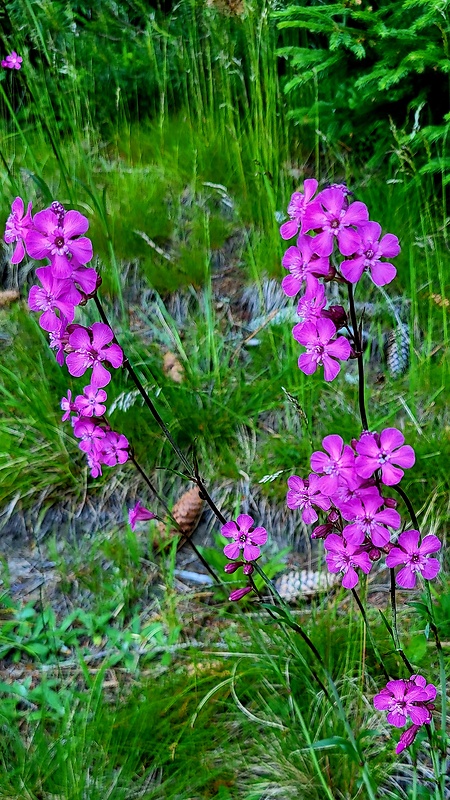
331,477,381,510
281,234,330,297
66,323,123,387
229,586,253,601
98,431,129,466
221,514,268,561
373,675,436,728
128,502,157,531
286,474,331,524
4,197,33,264
296,281,327,324
324,532,372,588
386,530,441,588
27,205,93,278
340,495,401,547
301,187,369,258
310,434,356,496
74,385,107,417
280,179,318,240
1,52,22,70
293,318,351,382
355,428,415,486
60,390,76,422
340,222,400,286
86,450,103,478
28,266,81,332
73,417,106,454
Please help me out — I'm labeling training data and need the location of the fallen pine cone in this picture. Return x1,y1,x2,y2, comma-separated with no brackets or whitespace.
155,486,204,548
163,351,184,384
0,290,19,308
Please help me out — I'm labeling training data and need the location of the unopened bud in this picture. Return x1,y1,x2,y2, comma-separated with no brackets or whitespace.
311,523,333,539
243,563,254,575
368,548,382,561
224,561,243,574
229,586,253,601
384,497,397,509
327,509,340,524
322,305,347,328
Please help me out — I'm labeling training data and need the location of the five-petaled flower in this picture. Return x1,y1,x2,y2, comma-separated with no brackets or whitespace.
28,267,81,332
340,221,400,286
221,514,267,561
281,234,330,297
301,186,369,257
128,501,157,531
355,428,415,486
323,533,372,588
386,530,441,588
373,675,436,728
4,197,33,264
1,52,22,70
280,179,318,240
293,318,352,382
286,474,331,524
27,207,93,278
340,494,401,547
66,322,123,386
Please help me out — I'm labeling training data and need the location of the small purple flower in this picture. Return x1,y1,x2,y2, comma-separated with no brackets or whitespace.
4,197,33,264
99,431,129,466
73,417,106,454
324,532,372,589
340,222,400,286
229,586,253,601
74,385,107,417
386,530,441,588
296,281,327,324
301,187,369,258
280,179,318,240
128,501,157,531
281,234,330,297
66,323,123,387
86,450,103,478
286,474,331,524
1,52,22,70
293,318,351,382
28,266,81,332
340,495,401,547
221,514,268,562
373,675,436,728
60,390,76,422
310,434,356,496
27,206,93,278
355,428,415,486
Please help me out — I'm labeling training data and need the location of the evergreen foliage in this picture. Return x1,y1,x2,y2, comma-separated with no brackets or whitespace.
275,0,450,173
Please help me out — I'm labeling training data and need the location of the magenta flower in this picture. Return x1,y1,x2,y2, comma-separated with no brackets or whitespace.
73,417,106,454
4,197,33,264
27,206,93,278
281,234,330,297
286,474,331,524
48,316,70,366
86,450,102,478
301,187,369,258
60,390,76,422
331,478,381,511
293,318,351,382
296,281,327,324
28,267,81,332
1,52,22,70
386,530,441,588
280,179,318,240
340,222,400,286
373,675,436,728
98,431,129,466
340,495,401,547
74,385,107,417
66,323,123,387
221,514,267,561
128,501,157,531
355,428,415,486
324,532,372,588
229,586,253,601
310,434,356,496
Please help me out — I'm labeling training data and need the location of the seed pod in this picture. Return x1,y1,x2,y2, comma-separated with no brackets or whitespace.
156,486,204,548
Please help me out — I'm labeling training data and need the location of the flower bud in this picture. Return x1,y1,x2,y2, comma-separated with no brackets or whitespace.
383,497,397,509
243,563,254,575
322,305,347,328
229,586,253,601
311,523,333,539
327,509,340,524
368,548,382,561
224,561,243,574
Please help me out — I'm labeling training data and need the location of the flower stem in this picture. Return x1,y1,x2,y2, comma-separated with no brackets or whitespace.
351,587,390,680
388,568,415,673
346,282,368,430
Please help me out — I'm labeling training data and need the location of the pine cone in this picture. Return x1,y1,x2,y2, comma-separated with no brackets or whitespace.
0,290,19,307
163,352,184,384
275,569,338,603
385,323,410,377
156,486,204,548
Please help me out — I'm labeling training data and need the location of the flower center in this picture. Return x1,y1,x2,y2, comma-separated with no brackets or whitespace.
330,218,339,229
365,248,374,260
54,236,65,249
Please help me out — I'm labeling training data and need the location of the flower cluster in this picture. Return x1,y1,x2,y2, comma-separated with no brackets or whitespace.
374,675,436,754
1,51,22,70
221,514,268,601
280,182,401,382
286,430,441,590
4,197,127,477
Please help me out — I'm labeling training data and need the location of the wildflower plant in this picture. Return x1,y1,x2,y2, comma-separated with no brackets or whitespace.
3,178,448,797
